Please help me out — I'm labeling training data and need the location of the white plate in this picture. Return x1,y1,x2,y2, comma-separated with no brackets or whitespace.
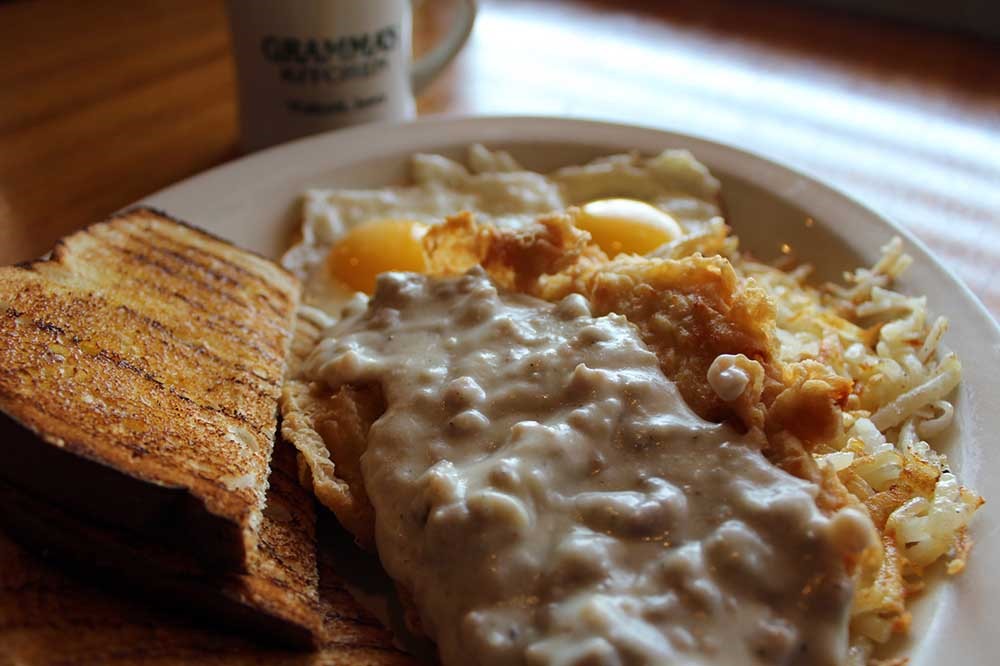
143,116,998,665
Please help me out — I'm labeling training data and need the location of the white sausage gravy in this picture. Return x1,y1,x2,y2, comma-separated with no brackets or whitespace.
304,268,876,666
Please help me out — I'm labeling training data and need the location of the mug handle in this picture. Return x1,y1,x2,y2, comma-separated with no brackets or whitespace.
410,0,477,94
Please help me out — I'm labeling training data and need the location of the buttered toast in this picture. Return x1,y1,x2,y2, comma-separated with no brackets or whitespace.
0,208,299,571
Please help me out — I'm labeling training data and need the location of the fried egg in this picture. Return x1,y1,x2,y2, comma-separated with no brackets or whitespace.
282,145,723,313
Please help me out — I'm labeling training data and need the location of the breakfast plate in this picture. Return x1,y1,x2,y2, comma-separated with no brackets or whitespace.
142,115,998,665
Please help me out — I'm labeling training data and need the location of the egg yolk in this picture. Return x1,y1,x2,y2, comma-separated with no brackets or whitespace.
326,219,429,294
575,198,683,257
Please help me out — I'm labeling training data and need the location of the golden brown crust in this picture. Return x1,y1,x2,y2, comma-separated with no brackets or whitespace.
569,253,778,427
281,311,383,550
0,469,415,663
426,213,780,427
423,213,855,508
0,208,300,570
0,440,324,647
282,379,382,550
428,215,770,419
284,213,862,554
424,212,605,297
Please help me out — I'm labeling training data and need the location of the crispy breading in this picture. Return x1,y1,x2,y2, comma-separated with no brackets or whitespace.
424,211,605,294
281,312,382,550
555,253,778,427
425,212,854,498
282,380,383,550
282,211,862,554
426,213,780,427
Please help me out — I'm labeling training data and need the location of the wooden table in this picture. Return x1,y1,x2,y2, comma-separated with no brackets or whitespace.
2,0,998,322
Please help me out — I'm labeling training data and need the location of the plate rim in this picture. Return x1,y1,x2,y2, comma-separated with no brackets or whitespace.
139,114,999,664
140,113,1000,338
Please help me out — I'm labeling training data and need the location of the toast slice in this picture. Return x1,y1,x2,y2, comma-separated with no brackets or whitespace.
0,440,323,647
0,208,299,571
0,472,418,664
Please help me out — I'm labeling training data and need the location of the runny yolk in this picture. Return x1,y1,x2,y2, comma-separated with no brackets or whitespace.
326,219,430,294
575,198,683,257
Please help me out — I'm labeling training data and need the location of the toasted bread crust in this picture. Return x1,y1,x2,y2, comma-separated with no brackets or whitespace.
0,441,323,647
0,467,416,663
0,208,300,570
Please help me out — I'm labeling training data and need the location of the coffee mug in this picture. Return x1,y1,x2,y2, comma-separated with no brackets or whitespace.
226,0,477,152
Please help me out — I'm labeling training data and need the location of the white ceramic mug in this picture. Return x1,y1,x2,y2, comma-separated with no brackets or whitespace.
226,0,477,152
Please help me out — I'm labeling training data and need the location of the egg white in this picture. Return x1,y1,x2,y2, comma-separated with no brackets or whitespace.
282,145,722,315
